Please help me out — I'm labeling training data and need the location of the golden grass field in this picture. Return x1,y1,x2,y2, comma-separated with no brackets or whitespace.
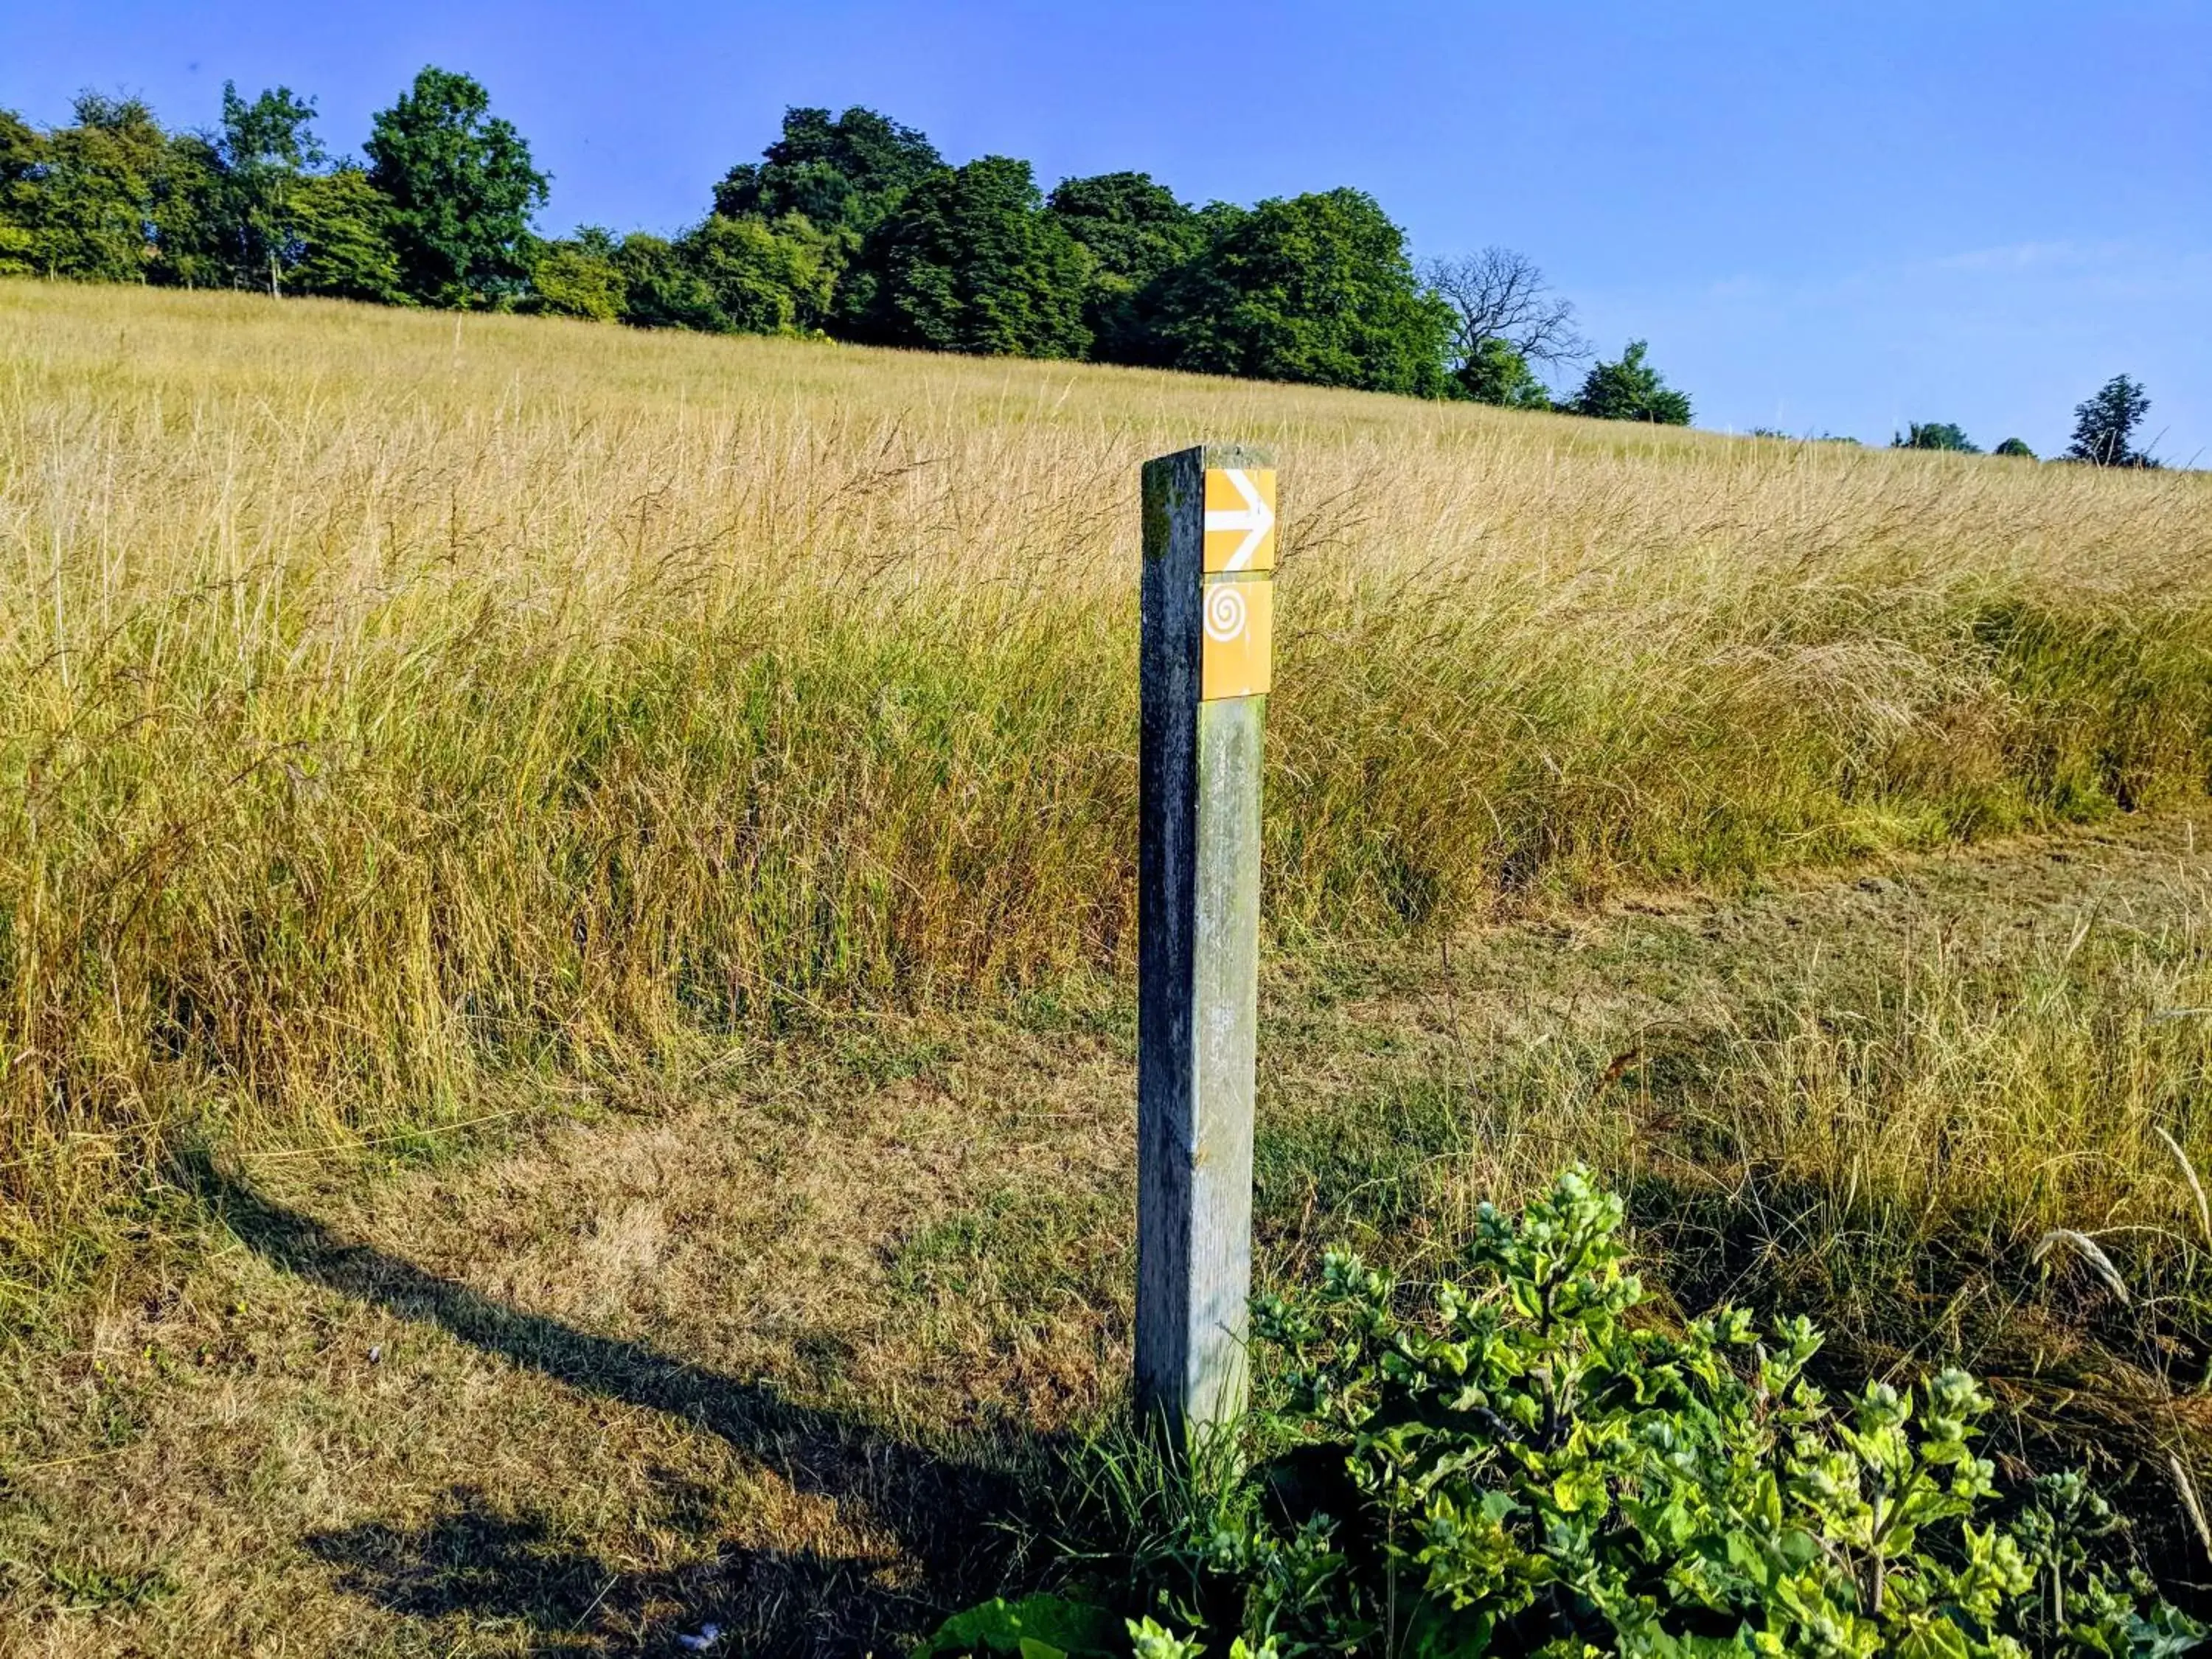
7,279,2212,1278
8,281,2212,1652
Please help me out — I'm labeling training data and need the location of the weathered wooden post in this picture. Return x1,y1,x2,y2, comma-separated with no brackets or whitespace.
1137,445,1276,1439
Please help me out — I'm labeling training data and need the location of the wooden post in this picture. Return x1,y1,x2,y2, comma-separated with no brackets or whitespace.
1137,444,1276,1439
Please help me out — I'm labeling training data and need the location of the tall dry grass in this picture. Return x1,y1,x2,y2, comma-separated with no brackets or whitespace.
4,279,2212,1279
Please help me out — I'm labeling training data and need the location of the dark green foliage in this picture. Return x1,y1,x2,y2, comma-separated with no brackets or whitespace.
851,156,1092,358
1453,337,1554,409
142,131,226,289
703,104,938,338
1994,437,2038,460
0,109,39,276
1145,189,1453,396
2067,377,2157,468
38,94,167,282
608,232,723,333
1046,172,1200,288
8,94,172,282
526,227,625,321
4,81,405,301
711,105,941,237
684,212,835,334
914,1593,1125,1658
1011,1170,2199,1658
287,168,406,303
0,80,1650,404
523,215,834,337
153,84,402,301
1046,172,1206,363
1896,421,1982,453
212,82,323,296
365,67,548,306
1569,339,1693,425
0,78,471,306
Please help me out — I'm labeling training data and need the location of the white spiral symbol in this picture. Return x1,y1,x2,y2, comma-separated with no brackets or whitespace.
1204,584,1248,644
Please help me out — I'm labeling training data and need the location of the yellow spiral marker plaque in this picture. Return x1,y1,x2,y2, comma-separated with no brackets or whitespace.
1200,577,1272,700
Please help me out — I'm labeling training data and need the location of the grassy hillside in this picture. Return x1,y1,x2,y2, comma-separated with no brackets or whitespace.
4,278,2212,1286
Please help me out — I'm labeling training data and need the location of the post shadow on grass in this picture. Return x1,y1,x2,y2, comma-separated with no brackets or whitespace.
305,1484,883,1655
177,1152,1040,1656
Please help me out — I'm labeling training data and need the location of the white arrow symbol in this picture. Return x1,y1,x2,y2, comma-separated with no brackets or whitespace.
1203,468,1274,571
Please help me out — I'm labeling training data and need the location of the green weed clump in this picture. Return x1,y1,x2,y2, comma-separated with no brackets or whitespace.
5,281,2212,1282
940,1171,2201,1658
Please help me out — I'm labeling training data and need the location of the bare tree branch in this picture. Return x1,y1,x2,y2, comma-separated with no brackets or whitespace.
1421,247,1589,369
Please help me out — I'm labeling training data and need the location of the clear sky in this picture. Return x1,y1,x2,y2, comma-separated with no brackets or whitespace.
6,1,2206,460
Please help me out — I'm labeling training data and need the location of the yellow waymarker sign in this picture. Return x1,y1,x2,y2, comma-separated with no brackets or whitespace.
1201,578,1272,700
1203,468,1277,573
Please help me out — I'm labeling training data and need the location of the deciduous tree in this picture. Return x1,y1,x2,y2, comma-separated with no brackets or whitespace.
1453,337,1554,410
15,94,170,282
2066,375,2154,467
0,110,46,277
215,82,323,296
712,105,940,237
1146,188,1453,396
1422,246,1586,403
527,227,626,321
143,128,228,288
1569,339,1692,425
852,156,1091,358
685,212,835,334
1046,171,1203,363
611,232,723,332
366,67,547,307
288,167,405,302
1893,421,1980,453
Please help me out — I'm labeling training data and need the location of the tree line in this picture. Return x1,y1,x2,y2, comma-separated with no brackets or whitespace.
0,69,2169,460
0,70,1697,422
0,72,543,310
1889,374,2163,468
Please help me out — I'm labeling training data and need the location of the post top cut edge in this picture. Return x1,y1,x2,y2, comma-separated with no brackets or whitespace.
1142,442,1276,476
1142,445,1276,562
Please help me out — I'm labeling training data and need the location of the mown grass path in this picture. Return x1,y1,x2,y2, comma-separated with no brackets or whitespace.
9,810,2212,1655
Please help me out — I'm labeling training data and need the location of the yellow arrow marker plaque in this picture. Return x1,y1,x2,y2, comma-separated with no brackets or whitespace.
1201,577,1272,700
1203,467,1276,573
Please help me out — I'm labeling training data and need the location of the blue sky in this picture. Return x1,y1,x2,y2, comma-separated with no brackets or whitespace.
6,1,2206,460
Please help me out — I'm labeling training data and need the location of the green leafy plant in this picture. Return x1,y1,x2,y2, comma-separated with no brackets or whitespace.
42,1560,177,1611
959,1170,2201,1658
911,1593,1127,1659
2066,377,2157,469
1568,341,1691,425
1893,421,1983,453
